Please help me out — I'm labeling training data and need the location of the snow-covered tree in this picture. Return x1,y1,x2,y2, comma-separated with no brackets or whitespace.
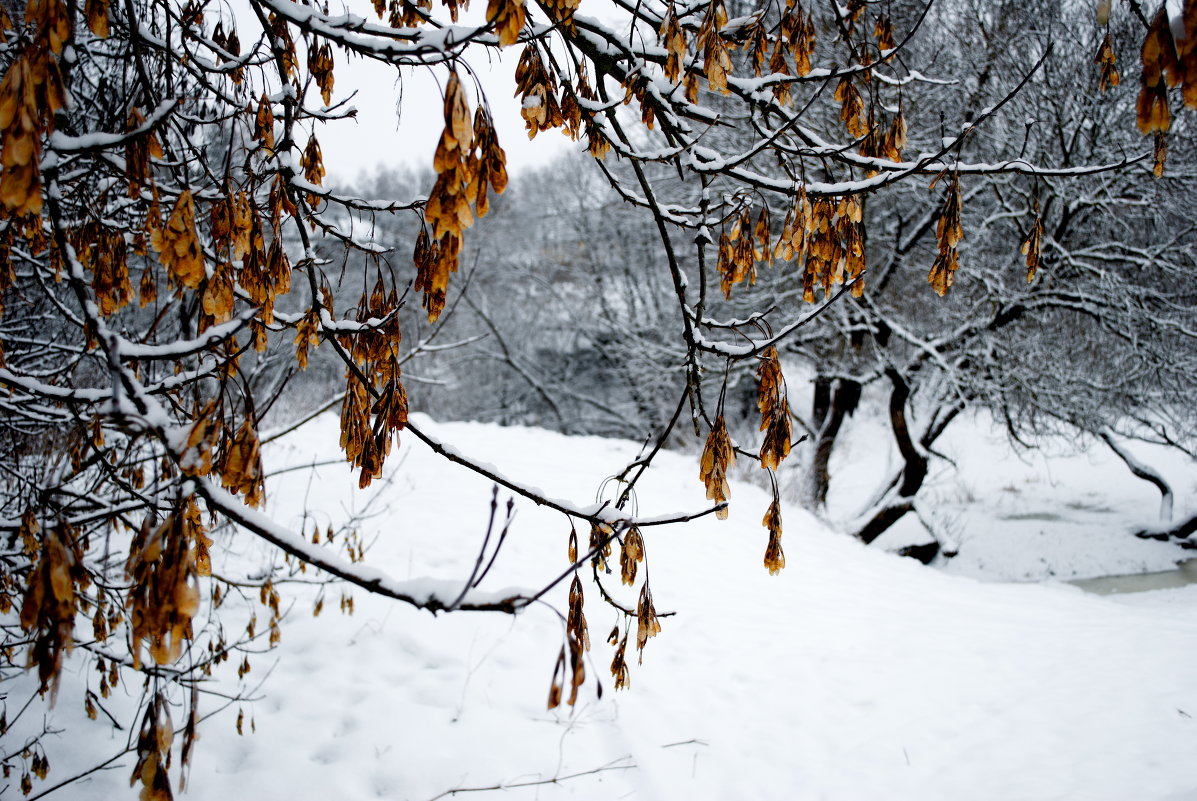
0,0,1190,794
775,0,1197,551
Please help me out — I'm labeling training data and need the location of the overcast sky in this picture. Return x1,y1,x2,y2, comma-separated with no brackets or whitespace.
312,8,577,186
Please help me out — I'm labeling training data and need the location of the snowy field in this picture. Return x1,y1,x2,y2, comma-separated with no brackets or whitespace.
14,412,1197,801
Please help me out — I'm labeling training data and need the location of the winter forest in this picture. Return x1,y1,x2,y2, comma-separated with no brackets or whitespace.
1,0,1197,796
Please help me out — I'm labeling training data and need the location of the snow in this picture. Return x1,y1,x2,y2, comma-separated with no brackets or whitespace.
9,413,1197,801
49,100,177,153
846,410,1197,582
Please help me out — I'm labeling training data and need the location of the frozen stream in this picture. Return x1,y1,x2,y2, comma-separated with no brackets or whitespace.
1069,558,1197,594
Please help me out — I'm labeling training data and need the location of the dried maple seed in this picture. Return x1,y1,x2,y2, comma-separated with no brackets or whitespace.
700,415,735,518
757,347,792,470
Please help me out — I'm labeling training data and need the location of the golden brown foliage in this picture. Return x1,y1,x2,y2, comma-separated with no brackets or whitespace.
1020,202,1043,283
211,21,244,84
20,519,88,697
700,415,735,519
0,42,64,216
124,109,163,197
308,42,335,106
514,45,563,138
699,0,732,94
874,13,895,54
130,693,174,801
76,222,132,316
301,134,325,204
125,501,203,669
834,77,867,138
547,577,589,709
609,630,630,689
1153,129,1168,177
468,107,508,217
589,520,613,571
418,72,508,321
717,208,759,297
178,401,219,477
85,0,109,36
1096,32,1119,91
762,495,784,575
487,0,525,47
567,574,590,652
539,0,579,30
928,173,962,296
620,526,645,586
293,309,320,369
1135,0,1197,155
784,0,816,77
150,191,204,291
660,7,686,84
220,419,265,507
0,0,1165,793
635,582,661,660
775,193,866,301
757,347,792,471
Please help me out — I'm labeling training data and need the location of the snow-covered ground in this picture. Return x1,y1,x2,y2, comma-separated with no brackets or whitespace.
12,413,1197,801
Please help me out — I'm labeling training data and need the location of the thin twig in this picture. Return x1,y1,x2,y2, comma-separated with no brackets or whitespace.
424,755,637,801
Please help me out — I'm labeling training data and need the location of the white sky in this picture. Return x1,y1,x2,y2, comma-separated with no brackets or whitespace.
311,6,577,185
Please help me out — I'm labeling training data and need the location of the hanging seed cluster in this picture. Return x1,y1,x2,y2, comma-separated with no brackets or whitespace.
1021,201,1044,283
609,626,630,690
130,693,174,801
73,221,132,316
756,347,792,471
0,0,67,217
1095,33,1119,92
338,276,408,488
417,73,509,322
620,526,645,586
301,135,326,207
486,0,525,46
552,515,661,703
19,518,88,698
308,42,335,105
762,496,784,575
700,415,735,519
210,21,244,85
125,500,204,669
928,173,963,297
220,420,265,507
514,45,564,138
858,101,907,172
721,191,867,304
547,574,590,709
1135,2,1197,175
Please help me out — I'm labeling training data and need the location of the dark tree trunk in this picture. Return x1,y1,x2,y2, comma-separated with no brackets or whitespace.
887,369,928,499
856,500,915,545
811,375,832,432
1135,513,1197,542
855,370,928,545
897,540,942,564
801,376,861,509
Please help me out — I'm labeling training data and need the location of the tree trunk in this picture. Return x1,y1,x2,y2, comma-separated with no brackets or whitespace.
856,500,915,545
801,376,861,509
855,370,927,544
1135,512,1197,542
1099,430,1174,522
